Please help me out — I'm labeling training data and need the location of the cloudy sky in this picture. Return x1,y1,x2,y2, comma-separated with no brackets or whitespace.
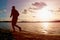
0,0,60,21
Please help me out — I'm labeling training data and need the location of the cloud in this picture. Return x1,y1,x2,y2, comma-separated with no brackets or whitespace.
0,11,3,13
50,8,60,12
57,8,60,12
32,2,47,9
26,2,47,13
22,2,47,14
0,9,7,20
22,9,27,14
0,9,7,14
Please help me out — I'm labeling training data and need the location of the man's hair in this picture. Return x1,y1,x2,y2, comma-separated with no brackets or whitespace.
12,6,15,9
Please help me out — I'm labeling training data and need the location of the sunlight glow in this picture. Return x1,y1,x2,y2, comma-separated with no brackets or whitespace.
34,6,54,34
41,23,49,34
34,6,54,21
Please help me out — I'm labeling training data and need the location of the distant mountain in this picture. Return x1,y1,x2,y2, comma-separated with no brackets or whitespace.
18,20,60,23
0,21,11,22
0,20,60,23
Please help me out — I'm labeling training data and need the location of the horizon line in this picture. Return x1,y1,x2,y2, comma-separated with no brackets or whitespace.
0,20,60,23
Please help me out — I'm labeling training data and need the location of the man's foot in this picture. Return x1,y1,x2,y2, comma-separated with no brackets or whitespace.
19,27,22,31
12,30,16,32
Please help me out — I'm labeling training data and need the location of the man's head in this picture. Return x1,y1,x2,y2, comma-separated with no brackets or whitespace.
12,6,15,9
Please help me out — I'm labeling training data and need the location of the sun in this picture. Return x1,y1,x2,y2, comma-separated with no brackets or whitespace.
34,6,53,21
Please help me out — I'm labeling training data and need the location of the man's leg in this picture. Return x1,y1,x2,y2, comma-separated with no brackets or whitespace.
15,25,21,31
15,18,21,31
12,25,15,32
12,20,15,32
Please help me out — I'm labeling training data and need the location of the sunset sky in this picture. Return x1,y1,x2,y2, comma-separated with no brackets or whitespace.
0,0,60,21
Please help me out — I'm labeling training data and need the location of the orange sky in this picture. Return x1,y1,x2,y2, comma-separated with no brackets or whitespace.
0,0,60,21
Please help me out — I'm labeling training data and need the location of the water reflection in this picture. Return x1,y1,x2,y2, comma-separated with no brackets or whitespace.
0,22,60,35
40,22,60,34
41,23,49,34
18,22,60,35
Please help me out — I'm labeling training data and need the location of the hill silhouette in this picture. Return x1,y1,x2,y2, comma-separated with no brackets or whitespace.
1,20,60,23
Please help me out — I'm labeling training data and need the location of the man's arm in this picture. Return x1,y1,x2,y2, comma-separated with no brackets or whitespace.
10,10,12,17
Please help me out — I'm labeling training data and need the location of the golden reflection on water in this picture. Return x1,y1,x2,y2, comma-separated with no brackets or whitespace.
41,23,50,34
18,22,60,34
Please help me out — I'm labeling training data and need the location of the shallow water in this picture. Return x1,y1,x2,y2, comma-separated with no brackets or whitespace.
0,22,60,34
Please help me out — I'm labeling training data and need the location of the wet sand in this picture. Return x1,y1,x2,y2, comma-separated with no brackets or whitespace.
0,28,60,40
12,30,60,40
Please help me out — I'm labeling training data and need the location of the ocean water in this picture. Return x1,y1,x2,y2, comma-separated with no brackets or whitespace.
0,22,60,34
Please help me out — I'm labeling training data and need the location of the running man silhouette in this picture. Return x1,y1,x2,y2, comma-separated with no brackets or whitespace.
10,6,21,32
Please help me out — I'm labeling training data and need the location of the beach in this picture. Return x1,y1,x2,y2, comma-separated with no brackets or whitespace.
0,22,60,40
12,31,60,40
0,28,60,40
